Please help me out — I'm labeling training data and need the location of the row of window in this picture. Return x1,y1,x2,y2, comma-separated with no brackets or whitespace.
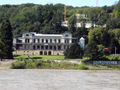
24,45,68,50
25,39,70,44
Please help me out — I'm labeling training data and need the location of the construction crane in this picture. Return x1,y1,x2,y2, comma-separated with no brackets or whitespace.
61,5,68,27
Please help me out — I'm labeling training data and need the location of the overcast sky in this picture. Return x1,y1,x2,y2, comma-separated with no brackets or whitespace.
0,0,119,7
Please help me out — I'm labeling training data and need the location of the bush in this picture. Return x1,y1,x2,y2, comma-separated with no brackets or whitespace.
64,43,83,59
10,61,26,69
105,54,120,60
26,62,36,69
76,63,89,70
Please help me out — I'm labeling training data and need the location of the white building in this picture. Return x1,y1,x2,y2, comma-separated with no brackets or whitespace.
79,37,85,49
13,32,77,56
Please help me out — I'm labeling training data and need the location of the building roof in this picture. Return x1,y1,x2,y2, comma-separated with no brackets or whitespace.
35,34,63,37
22,32,72,39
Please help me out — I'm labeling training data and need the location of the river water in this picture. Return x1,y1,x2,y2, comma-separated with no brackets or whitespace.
0,70,120,90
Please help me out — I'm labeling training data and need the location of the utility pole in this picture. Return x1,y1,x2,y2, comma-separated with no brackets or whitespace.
96,0,98,7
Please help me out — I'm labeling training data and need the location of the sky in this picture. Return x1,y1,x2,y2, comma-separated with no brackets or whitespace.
0,0,119,7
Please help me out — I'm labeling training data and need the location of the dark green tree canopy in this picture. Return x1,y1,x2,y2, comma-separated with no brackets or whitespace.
64,43,83,59
0,19,13,59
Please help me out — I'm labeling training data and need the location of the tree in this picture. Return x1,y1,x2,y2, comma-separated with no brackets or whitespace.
68,15,77,34
84,41,105,60
0,19,13,59
108,29,120,53
84,41,98,60
0,40,5,61
64,43,83,59
88,27,110,47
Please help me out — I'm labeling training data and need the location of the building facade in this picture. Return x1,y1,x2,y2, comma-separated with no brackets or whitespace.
13,32,77,56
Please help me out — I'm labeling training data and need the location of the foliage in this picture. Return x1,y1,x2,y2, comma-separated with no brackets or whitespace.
104,54,120,61
64,43,83,59
76,63,88,70
10,59,89,70
0,3,116,37
88,27,110,47
84,41,105,60
10,60,26,69
0,19,13,59
108,29,120,53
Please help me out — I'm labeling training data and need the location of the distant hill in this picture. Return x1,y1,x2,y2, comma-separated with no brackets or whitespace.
0,2,119,37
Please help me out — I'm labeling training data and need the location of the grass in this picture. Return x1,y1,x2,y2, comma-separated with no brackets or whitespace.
10,59,89,70
104,54,120,60
14,55,87,61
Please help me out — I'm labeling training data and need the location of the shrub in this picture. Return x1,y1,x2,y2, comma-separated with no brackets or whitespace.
64,43,83,59
10,61,26,69
26,62,36,69
76,63,89,70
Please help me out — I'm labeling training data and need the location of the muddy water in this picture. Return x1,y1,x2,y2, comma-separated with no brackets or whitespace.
0,70,120,90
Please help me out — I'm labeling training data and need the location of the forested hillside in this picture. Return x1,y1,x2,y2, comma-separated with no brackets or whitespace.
0,2,120,38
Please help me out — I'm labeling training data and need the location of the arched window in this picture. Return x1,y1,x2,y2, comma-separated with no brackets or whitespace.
48,51,51,55
40,51,43,55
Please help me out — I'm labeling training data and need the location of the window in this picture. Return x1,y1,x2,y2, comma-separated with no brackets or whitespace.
48,51,51,55
45,46,48,50
54,46,56,50
65,34,68,37
58,46,61,50
28,39,30,43
25,39,27,43
40,51,43,55
33,39,36,43
26,34,29,36
50,39,52,43
38,39,40,43
32,34,35,36
50,46,52,50
58,39,61,43
46,39,48,43
25,39,30,43
54,39,56,43
65,39,69,43
42,39,44,43
33,45,35,50
41,46,44,50
37,45,40,49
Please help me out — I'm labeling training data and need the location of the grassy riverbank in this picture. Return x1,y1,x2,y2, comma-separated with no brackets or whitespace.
10,59,120,70
10,59,88,70
11,55,120,70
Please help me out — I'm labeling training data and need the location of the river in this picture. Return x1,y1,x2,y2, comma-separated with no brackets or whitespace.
0,70,120,90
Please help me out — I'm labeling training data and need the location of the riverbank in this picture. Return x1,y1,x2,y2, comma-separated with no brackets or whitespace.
0,60,17,69
0,59,120,70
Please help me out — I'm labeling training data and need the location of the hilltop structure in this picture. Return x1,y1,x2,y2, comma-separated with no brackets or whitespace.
62,14,106,28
